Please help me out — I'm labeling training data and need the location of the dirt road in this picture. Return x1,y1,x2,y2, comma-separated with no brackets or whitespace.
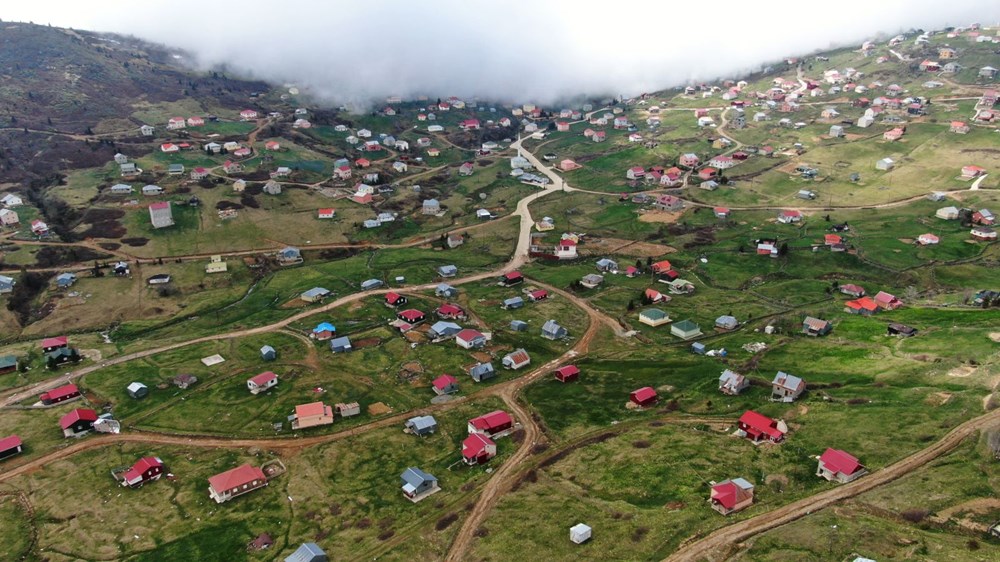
665,407,1000,562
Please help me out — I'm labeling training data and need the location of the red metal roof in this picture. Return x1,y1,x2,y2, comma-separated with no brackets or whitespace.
432,374,457,389
59,408,97,429
819,448,863,475
630,386,657,403
0,435,21,451
41,336,68,349
149,202,170,210
845,297,878,311
738,410,784,439
248,371,278,386
529,289,548,299
711,482,738,509
208,464,265,492
559,239,577,246
462,433,495,459
456,329,484,342
504,271,523,281
41,383,79,401
651,260,672,273
555,365,580,377
469,410,513,432
437,303,463,316
398,309,425,322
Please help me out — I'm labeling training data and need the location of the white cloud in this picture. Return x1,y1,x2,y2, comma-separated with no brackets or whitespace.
4,0,999,106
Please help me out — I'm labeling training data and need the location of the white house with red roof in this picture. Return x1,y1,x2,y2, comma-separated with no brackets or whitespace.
149,202,174,229
0,435,23,461
239,109,258,121
679,153,700,168
462,433,496,465
950,121,970,134
554,237,578,259
710,478,755,515
592,131,607,142
436,303,465,320
917,233,939,245
317,208,336,219
962,165,986,179
265,140,280,151
501,348,531,370
167,117,186,130
190,167,209,180
626,166,645,180
247,371,278,394
816,448,867,483
160,143,179,153
709,155,735,169
714,207,730,219
777,210,802,224
187,116,205,127
873,291,902,310
122,456,165,488
557,122,571,132
208,464,267,503
468,410,513,437
460,119,481,130
455,329,487,349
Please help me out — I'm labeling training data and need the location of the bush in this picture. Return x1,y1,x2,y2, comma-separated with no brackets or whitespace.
901,509,929,523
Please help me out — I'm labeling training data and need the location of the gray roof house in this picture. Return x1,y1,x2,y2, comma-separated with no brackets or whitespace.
469,362,496,382
595,258,618,272
435,283,458,297
405,415,438,436
278,247,302,264
329,336,353,353
510,320,528,331
715,315,738,330
0,275,14,294
719,370,749,395
422,199,440,215
400,467,439,502
127,382,149,399
284,543,328,562
502,296,525,310
361,278,383,290
56,273,77,289
541,320,568,340
429,321,463,339
437,265,458,277
260,345,276,361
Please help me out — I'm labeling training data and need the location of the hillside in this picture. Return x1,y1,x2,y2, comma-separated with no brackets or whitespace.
0,22,268,184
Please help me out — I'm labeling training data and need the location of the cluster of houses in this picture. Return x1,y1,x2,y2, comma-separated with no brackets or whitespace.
936,201,998,241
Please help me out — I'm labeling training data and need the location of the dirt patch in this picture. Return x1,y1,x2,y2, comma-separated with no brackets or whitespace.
927,392,953,406
897,238,914,244
989,332,1000,343
353,338,381,350
279,298,311,309
930,498,1000,533
79,349,102,362
121,237,149,247
401,361,423,374
470,351,492,363
367,402,393,416
948,365,977,378
579,238,677,258
638,210,684,224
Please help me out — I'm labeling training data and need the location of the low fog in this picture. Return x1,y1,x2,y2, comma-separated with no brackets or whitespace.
6,0,1000,107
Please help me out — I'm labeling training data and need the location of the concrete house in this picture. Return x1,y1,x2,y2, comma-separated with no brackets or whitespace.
936,206,960,220
291,402,335,429
260,345,277,361
0,275,13,294
148,202,174,229
719,370,749,395
456,329,487,349
0,208,19,226
875,157,895,171
639,308,671,327
771,372,806,402
738,410,787,443
422,199,440,215
127,382,148,399
432,374,459,395
329,336,352,353
710,478,755,515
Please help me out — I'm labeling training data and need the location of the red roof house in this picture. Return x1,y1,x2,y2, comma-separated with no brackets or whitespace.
355,158,371,168
436,303,465,319
816,448,867,483
824,234,842,246
397,309,426,324
844,296,879,315
554,365,580,383
651,260,672,274
710,478,755,515
384,292,407,307
247,371,279,394
0,435,23,460
629,386,657,407
432,374,459,395
41,336,68,353
528,289,548,302
60,408,98,437
468,410,514,436
462,433,497,465
737,410,786,443
839,284,865,297
873,291,902,310
698,167,718,181
122,456,165,487
501,271,524,286
208,464,267,503
40,383,80,405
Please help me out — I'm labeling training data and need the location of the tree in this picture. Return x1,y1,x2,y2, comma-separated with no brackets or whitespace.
778,242,789,256
627,299,635,311
46,355,57,371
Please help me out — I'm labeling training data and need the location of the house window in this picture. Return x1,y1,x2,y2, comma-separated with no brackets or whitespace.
242,484,248,490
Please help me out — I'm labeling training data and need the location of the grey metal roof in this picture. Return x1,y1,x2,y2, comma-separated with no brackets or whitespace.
284,542,328,562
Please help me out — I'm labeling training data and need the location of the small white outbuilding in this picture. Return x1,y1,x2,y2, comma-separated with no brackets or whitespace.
570,523,592,544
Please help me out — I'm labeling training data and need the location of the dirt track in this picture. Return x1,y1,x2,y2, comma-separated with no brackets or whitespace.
665,407,1000,562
